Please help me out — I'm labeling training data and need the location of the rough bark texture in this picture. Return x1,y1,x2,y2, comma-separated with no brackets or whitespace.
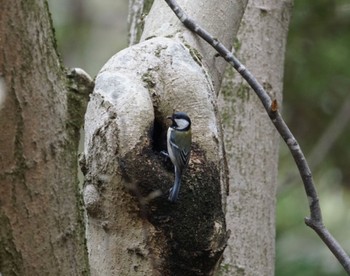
0,1,90,275
218,0,293,275
83,1,247,275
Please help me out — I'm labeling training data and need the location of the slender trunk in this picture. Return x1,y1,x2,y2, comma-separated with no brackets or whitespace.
218,0,293,274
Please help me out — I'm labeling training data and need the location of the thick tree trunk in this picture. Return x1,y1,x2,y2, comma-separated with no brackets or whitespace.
218,0,293,275
83,1,247,275
0,1,91,275
83,37,226,276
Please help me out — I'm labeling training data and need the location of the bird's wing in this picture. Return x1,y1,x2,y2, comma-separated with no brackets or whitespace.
169,131,191,172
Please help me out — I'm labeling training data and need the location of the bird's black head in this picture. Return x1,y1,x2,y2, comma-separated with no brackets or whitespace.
167,112,191,131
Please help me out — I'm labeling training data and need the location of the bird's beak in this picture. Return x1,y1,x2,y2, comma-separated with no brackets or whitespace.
166,115,173,121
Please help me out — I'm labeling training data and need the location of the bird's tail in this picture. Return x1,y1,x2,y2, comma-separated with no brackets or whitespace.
168,167,182,202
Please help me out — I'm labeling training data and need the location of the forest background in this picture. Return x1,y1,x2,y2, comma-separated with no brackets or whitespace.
48,0,350,275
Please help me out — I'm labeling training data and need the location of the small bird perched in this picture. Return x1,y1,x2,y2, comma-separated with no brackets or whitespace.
166,112,192,202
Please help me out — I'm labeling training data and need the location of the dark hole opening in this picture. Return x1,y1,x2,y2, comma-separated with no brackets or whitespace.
152,117,168,153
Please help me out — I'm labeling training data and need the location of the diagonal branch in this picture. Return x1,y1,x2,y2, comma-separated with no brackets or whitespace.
163,0,350,274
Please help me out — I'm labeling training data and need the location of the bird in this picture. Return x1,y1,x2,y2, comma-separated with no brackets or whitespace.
166,112,192,202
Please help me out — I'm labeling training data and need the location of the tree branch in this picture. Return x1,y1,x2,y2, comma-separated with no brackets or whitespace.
163,0,350,274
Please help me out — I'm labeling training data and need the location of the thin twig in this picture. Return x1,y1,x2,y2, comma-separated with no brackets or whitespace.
163,0,350,273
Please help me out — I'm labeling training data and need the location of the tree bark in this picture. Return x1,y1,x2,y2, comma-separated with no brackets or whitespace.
83,0,247,275
83,36,227,276
0,1,91,275
218,0,293,275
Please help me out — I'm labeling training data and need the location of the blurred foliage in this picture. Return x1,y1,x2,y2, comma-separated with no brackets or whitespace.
48,0,350,275
48,0,128,76
277,0,350,275
282,0,350,184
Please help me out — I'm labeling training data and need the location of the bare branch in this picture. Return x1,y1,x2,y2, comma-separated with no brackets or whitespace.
163,0,350,273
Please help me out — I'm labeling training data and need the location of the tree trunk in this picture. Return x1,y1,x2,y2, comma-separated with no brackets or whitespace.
218,0,293,275
83,0,247,275
0,1,91,275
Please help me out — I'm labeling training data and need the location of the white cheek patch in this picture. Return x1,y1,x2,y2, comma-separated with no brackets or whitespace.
174,118,189,130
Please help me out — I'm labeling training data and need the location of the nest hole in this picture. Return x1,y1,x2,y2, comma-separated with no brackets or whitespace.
152,116,168,153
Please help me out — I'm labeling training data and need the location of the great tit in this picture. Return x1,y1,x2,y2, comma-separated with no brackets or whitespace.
166,112,192,202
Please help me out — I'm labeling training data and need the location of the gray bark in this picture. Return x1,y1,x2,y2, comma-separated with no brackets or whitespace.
219,0,293,275
83,36,226,276
83,0,247,275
